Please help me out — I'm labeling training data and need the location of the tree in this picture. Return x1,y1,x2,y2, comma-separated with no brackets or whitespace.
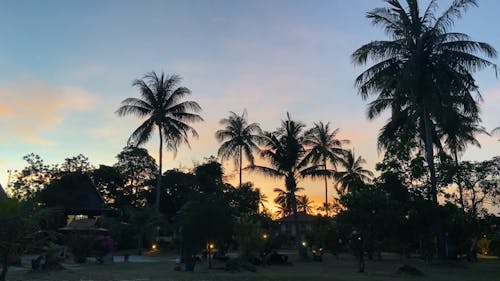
273,187,304,218
116,72,203,211
9,154,58,200
0,199,59,281
215,110,263,188
250,113,323,257
60,154,94,174
304,122,349,216
492,127,500,140
114,146,157,206
334,150,373,195
297,195,314,214
352,0,497,259
438,112,486,210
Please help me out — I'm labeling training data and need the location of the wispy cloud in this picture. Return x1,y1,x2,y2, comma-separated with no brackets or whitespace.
0,79,97,145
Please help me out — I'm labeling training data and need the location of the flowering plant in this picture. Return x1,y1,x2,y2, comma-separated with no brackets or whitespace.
95,235,115,254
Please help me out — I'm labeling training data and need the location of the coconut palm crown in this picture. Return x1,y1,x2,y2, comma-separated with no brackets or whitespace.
303,122,349,215
116,72,203,210
215,110,264,188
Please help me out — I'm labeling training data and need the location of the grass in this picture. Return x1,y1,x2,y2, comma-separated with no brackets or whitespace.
6,253,500,281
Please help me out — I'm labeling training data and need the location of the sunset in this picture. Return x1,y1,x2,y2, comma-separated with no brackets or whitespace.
1,0,499,280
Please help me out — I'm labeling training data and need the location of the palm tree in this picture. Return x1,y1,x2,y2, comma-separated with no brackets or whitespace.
439,111,486,210
273,186,304,217
492,127,500,140
334,150,373,196
250,113,323,257
297,195,314,214
352,0,496,258
303,122,349,216
116,72,203,211
215,110,263,188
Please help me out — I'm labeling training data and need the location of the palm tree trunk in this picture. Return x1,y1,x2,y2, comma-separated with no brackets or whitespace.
239,146,242,188
0,251,9,281
156,126,163,212
287,176,306,259
423,112,446,259
323,160,328,216
454,151,465,212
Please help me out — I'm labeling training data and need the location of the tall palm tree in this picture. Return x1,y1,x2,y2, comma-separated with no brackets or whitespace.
250,113,323,257
352,0,496,258
116,72,203,211
439,111,486,210
303,122,349,216
215,110,263,188
334,150,373,195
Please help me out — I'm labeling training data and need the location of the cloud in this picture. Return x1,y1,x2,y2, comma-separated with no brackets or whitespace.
0,79,97,145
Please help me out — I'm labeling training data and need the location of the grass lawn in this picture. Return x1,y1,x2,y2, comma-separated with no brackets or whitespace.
6,253,500,281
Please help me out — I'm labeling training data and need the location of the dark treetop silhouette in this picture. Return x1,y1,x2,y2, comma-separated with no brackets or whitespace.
215,110,264,188
303,122,349,216
116,72,203,211
352,0,497,259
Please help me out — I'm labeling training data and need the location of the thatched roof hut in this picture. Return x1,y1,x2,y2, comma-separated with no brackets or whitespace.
39,173,109,216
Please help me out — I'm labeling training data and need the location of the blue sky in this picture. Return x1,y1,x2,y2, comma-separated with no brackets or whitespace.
0,0,499,207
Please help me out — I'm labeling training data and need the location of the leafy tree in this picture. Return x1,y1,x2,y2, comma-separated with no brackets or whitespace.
60,154,94,174
352,0,496,258
9,154,58,200
303,122,349,216
0,199,59,281
124,206,164,255
334,150,373,195
91,165,127,209
216,110,263,188
116,72,203,211
438,112,486,210
114,146,157,206
250,113,323,257
229,182,261,217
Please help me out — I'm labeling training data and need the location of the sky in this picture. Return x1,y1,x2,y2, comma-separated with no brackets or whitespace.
0,0,499,210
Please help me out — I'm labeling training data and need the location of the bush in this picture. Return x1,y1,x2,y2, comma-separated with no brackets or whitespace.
488,236,500,258
67,234,94,263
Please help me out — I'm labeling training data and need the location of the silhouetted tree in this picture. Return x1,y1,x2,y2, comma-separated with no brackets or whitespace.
352,0,496,259
116,72,203,211
334,150,373,195
215,110,263,188
250,113,323,258
304,122,349,216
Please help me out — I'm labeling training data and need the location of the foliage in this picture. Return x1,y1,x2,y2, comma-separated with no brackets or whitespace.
216,110,264,188
8,154,58,200
0,199,60,281
116,71,203,210
333,150,373,195
113,146,157,207
352,0,497,259
67,233,95,263
233,219,265,259
303,122,349,215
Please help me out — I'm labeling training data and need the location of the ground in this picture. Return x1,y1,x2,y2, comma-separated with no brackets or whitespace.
6,253,500,281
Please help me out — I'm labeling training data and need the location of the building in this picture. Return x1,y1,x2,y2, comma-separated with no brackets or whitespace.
277,212,317,237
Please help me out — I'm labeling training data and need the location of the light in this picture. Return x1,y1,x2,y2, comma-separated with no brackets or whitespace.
302,241,307,247
151,244,157,250
262,233,268,239
209,243,215,249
